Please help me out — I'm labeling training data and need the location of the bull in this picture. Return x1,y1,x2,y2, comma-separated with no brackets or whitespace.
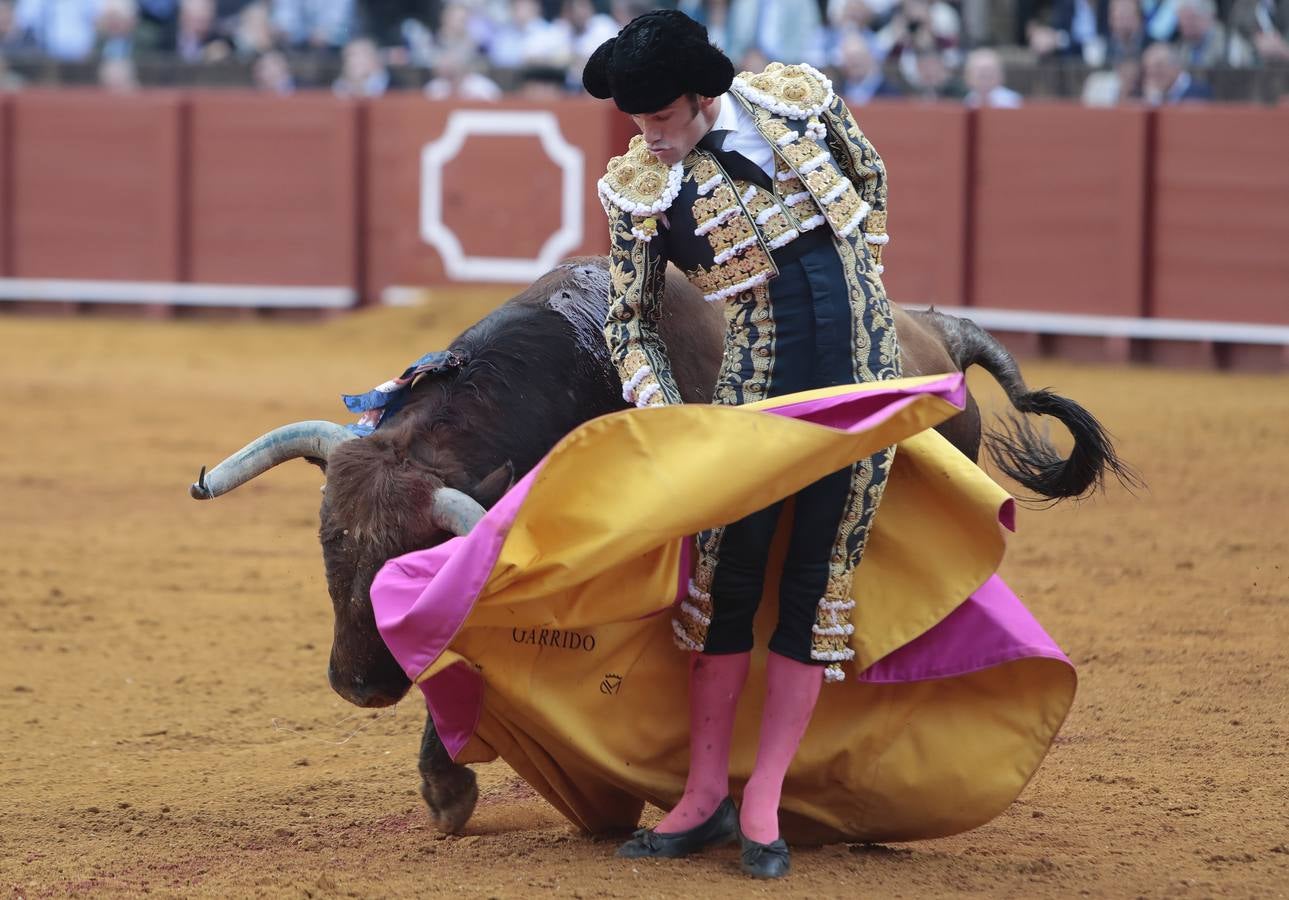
189,258,1133,833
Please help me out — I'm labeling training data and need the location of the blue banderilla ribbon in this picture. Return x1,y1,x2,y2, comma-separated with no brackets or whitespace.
341,349,469,436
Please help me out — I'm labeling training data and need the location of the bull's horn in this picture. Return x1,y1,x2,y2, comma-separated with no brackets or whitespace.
190,421,357,500
430,488,487,536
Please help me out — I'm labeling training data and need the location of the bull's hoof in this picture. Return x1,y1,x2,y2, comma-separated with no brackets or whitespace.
419,764,478,834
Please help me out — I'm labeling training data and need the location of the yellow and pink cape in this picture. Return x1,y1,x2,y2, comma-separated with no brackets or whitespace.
372,374,1076,842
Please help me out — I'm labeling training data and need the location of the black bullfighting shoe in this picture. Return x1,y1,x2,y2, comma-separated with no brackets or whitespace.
616,797,738,859
738,829,791,879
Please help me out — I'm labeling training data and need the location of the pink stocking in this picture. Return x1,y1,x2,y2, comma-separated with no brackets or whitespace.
739,652,824,843
655,651,750,834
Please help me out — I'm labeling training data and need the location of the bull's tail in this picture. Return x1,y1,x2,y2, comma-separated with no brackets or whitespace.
923,308,1141,503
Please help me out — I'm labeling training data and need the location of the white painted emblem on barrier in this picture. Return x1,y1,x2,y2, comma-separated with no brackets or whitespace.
420,110,585,282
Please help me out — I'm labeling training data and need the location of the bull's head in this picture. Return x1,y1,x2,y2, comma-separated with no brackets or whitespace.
190,421,504,708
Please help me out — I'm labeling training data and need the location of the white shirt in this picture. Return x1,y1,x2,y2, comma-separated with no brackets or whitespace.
709,92,778,180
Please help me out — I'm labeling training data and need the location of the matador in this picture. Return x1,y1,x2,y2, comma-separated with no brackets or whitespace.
584,10,900,878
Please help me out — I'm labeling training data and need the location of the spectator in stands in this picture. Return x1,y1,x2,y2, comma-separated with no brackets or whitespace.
357,0,436,51
424,41,501,97
724,0,826,66
1027,0,1110,64
1139,0,1180,42
700,0,731,50
1141,40,1213,102
876,0,960,64
1177,0,1253,66
611,0,657,28
910,43,966,99
131,0,177,53
963,47,1023,107
1229,0,1289,61
836,30,901,102
98,53,139,88
12,0,102,60
560,0,615,86
515,61,565,98
488,0,569,69
96,0,139,59
429,1,484,64
176,0,231,60
828,0,882,54
0,0,27,52
333,35,389,94
272,0,352,50
252,46,294,90
737,44,768,71
228,1,275,56
1105,0,1146,64
0,51,23,89
1082,55,1141,103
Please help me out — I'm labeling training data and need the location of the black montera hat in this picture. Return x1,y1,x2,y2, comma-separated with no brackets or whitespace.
582,10,735,114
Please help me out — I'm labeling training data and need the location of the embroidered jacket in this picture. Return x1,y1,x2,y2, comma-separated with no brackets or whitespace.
600,62,891,408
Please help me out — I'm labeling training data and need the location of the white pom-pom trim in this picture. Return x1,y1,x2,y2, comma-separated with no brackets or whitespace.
672,619,703,651
755,204,783,225
823,664,847,683
697,173,723,196
597,160,685,216
812,623,856,637
714,234,759,265
798,153,830,176
775,130,800,147
622,364,653,403
630,225,656,242
767,228,801,250
687,579,711,603
740,184,758,205
679,601,712,627
875,264,885,275
703,268,773,303
837,201,871,239
811,647,855,662
695,205,740,236
797,214,826,232
731,63,836,120
782,191,811,206
819,598,856,612
864,232,890,245
635,382,661,407
821,179,849,203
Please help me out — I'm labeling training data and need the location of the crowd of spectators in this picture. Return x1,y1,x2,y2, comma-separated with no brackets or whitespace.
0,0,1285,103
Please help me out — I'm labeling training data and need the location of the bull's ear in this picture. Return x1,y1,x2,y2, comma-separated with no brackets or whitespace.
471,460,515,509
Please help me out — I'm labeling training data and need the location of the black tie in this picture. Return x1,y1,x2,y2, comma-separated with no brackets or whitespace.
697,128,773,192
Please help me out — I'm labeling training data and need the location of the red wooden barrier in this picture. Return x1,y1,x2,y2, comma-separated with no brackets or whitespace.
0,95,10,278
1151,105,1289,325
970,105,1149,317
10,90,183,281
187,92,359,289
364,98,614,303
859,103,970,307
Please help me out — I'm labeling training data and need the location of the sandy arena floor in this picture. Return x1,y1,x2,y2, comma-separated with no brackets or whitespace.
1,297,1286,899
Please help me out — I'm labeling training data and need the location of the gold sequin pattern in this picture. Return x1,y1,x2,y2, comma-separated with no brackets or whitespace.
692,183,737,229
602,136,676,211
604,209,683,405
684,245,776,301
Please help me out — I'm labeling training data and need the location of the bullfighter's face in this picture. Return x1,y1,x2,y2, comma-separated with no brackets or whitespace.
631,93,720,165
